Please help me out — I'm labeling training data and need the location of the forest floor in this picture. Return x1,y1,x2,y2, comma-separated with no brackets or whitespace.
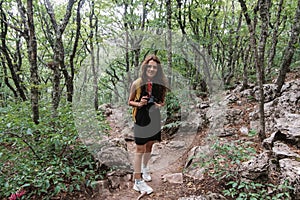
83,99,254,200
69,99,252,200
61,69,299,200
89,122,228,200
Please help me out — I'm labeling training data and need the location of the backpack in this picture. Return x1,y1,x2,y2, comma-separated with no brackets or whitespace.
132,78,142,122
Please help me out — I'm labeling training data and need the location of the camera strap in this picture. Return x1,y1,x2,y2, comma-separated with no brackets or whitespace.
147,81,152,96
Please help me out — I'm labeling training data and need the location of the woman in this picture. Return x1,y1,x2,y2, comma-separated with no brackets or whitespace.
128,54,168,195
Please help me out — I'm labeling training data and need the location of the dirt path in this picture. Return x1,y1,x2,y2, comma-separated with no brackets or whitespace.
92,141,197,200
92,106,203,200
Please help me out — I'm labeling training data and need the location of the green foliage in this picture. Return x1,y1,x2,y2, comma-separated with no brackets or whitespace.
247,95,256,102
211,140,256,179
0,101,106,199
223,179,294,199
195,138,256,180
191,137,295,198
165,91,181,115
248,129,258,137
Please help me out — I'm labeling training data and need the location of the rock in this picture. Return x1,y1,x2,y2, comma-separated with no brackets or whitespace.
178,195,207,200
98,103,112,116
110,137,128,150
166,141,186,149
262,130,289,150
272,141,300,160
279,158,300,175
96,139,133,173
198,102,210,109
279,158,300,199
219,127,236,137
275,113,300,147
107,175,132,189
240,88,255,100
184,145,211,180
178,192,226,200
239,151,271,180
263,129,300,150
249,120,260,133
226,93,239,103
93,139,134,192
253,84,277,102
121,127,134,141
206,99,227,133
151,142,163,156
234,79,300,198
92,180,111,197
249,108,259,121
239,126,249,135
162,173,183,184
93,179,110,190
224,108,243,125
206,192,227,200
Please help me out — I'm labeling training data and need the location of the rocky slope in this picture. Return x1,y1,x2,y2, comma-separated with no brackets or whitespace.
90,69,300,200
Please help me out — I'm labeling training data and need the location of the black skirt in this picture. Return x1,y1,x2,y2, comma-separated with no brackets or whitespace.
134,105,161,145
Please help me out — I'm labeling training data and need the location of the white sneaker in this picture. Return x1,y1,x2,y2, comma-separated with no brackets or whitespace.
142,167,152,182
133,180,153,194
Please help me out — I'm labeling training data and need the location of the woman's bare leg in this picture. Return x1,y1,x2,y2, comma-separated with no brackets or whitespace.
142,140,155,168
134,144,146,180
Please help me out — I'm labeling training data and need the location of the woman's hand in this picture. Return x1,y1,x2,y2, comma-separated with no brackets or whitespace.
154,102,163,109
139,96,149,107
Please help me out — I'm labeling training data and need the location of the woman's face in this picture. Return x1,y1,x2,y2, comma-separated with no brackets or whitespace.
145,60,158,80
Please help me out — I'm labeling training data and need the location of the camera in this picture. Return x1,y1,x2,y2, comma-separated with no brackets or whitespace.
142,91,155,106
147,96,155,105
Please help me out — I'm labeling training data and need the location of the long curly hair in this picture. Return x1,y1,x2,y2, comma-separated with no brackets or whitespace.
139,54,168,102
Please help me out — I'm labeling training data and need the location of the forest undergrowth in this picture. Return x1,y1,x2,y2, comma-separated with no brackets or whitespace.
1,70,299,200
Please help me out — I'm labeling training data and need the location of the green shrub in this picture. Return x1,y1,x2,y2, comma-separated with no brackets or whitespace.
223,180,294,199
198,139,256,180
0,101,108,199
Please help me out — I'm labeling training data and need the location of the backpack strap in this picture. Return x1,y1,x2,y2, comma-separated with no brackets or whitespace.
132,78,142,122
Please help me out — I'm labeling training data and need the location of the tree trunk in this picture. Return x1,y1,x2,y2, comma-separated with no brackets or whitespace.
258,0,270,84
224,12,243,86
239,0,266,141
2,61,18,98
242,44,251,89
89,0,99,111
52,63,61,117
0,15,27,101
266,0,284,79
44,0,76,116
175,0,187,35
134,49,141,78
26,0,39,124
275,0,300,95
69,0,84,103
256,0,271,140
166,0,172,85
124,2,131,87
